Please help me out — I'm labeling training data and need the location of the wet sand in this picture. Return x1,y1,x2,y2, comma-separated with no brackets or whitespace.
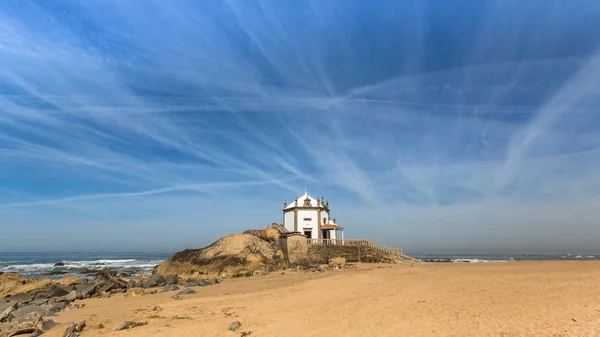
43,261,600,337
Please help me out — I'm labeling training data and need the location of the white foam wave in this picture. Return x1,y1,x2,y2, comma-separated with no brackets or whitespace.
451,258,511,263
0,258,163,274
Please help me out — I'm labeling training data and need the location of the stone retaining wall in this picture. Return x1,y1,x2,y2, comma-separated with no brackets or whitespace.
307,245,395,264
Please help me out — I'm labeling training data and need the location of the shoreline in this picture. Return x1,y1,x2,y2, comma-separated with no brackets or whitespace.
5,261,600,336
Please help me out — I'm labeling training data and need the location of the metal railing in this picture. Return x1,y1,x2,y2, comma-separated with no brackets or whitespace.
306,238,403,256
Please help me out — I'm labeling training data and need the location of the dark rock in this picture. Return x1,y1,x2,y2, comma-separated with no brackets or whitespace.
63,320,86,337
0,303,16,323
171,295,180,300
163,284,180,292
114,279,127,289
176,288,196,296
11,305,55,319
126,279,141,289
152,306,163,312
110,288,125,294
150,275,166,286
45,284,71,298
205,277,221,285
31,298,50,306
3,312,42,336
229,321,241,331
99,280,118,293
75,284,97,299
67,303,85,310
53,262,65,267
185,280,202,287
4,293,33,305
115,321,148,331
141,278,157,289
164,274,179,285
91,271,113,280
53,290,77,303
31,328,45,336
47,302,69,313
40,319,58,331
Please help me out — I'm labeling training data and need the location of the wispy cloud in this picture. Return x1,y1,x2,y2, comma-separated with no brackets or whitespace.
1,0,599,252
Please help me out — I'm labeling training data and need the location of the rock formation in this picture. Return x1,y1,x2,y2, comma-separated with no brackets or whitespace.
153,233,286,279
0,274,36,298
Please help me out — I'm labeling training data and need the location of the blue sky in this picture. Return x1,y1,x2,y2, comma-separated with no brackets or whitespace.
1,0,600,254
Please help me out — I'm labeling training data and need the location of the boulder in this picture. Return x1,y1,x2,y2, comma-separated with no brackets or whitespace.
11,305,54,319
124,288,145,297
46,301,69,313
53,262,65,267
39,319,57,331
63,320,86,337
126,279,141,289
2,312,42,336
176,288,196,295
31,298,49,306
3,293,32,306
36,284,70,300
185,280,204,287
74,283,97,299
150,275,166,286
243,227,280,243
0,303,16,323
4,278,53,297
163,284,180,292
229,321,242,331
52,290,77,303
141,278,157,289
0,273,36,297
328,256,347,269
98,280,118,293
115,321,147,331
205,277,220,285
153,234,287,279
134,274,151,282
164,274,179,285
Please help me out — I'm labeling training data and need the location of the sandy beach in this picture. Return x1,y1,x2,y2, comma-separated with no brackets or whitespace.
33,261,600,337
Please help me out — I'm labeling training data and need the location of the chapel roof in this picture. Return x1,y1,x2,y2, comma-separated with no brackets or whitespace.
321,224,344,230
284,189,325,210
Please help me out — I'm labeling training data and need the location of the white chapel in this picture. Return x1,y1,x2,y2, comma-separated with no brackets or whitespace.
282,189,344,241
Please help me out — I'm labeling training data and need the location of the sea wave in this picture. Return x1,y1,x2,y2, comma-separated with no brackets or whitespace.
451,258,511,263
0,258,163,277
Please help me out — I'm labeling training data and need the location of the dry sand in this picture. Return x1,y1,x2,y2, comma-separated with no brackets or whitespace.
42,261,600,337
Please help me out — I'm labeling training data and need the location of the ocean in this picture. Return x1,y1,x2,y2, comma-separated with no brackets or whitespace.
2,252,600,279
411,254,600,263
0,252,172,279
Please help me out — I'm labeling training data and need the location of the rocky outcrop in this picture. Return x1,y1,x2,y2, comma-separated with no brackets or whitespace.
0,274,36,298
0,312,58,337
153,233,287,279
0,270,187,336
242,227,280,243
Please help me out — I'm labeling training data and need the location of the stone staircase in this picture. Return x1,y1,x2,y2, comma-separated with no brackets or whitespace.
271,223,289,235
